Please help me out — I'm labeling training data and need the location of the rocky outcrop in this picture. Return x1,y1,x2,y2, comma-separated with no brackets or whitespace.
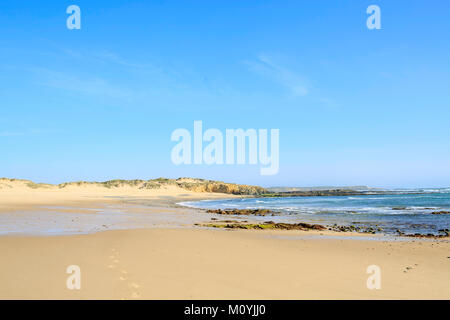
4,177,268,196
265,189,370,197
206,209,276,216
203,221,326,231
175,178,267,195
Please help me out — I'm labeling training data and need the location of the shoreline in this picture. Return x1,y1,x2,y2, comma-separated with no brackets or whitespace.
1,192,447,240
0,182,449,299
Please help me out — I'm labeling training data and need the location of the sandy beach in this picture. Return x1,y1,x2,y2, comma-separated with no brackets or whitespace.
2,0,450,305
0,179,449,299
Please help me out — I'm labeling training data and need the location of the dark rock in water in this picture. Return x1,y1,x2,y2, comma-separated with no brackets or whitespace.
206,208,276,216
327,224,384,234
265,189,376,197
203,221,326,231
431,211,450,215
204,207,448,238
410,223,428,229
404,233,449,239
262,221,326,230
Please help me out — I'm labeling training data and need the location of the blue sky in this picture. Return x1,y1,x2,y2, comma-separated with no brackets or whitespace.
0,0,449,188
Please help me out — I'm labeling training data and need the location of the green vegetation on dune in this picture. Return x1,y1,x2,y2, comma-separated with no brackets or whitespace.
0,178,54,189
0,177,267,195
26,182,54,189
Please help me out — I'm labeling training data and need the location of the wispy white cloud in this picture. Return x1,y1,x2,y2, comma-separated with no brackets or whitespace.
31,67,132,99
93,51,153,69
0,128,61,137
246,54,309,96
62,48,160,72
0,131,24,137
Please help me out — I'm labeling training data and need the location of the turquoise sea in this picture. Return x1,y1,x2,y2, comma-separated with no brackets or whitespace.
181,189,450,236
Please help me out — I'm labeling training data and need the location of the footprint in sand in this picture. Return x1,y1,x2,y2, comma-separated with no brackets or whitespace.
107,249,120,269
108,248,142,298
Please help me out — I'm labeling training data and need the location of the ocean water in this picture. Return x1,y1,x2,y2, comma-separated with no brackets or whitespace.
181,191,450,235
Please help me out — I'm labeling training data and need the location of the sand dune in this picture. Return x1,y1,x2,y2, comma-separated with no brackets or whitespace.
0,177,242,212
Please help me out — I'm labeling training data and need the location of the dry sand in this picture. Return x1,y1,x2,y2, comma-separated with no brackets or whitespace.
0,181,449,299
